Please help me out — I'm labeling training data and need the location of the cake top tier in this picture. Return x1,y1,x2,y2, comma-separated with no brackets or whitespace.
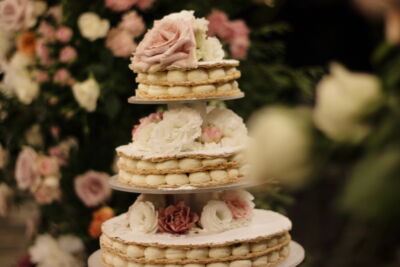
130,10,228,73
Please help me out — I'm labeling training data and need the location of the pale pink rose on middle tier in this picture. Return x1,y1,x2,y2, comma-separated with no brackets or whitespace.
132,111,163,140
36,155,59,176
55,26,73,43
15,147,39,190
105,0,137,12
59,46,77,63
53,68,71,84
118,11,145,38
133,11,197,71
106,28,137,58
223,190,254,220
74,171,111,207
200,126,223,143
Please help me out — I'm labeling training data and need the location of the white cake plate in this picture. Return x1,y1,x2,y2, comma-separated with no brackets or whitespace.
109,176,266,194
88,241,304,267
127,92,244,104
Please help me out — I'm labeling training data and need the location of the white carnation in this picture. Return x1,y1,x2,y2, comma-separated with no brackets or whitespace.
128,201,158,233
200,37,224,61
148,107,202,154
314,63,382,143
78,12,110,41
72,77,100,112
200,200,233,233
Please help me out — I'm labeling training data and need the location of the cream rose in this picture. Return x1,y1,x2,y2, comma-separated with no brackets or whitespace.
314,63,382,143
78,12,110,41
132,10,197,72
200,200,233,233
128,201,158,233
72,77,100,112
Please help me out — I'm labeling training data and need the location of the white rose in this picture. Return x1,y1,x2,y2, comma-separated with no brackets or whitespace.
128,201,158,233
78,12,110,41
58,235,84,255
314,63,382,143
25,124,44,147
248,106,312,188
199,37,224,61
0,144,9,169
200,200,233,233
72,77,100,112
148,107,202,154
0,183,13,217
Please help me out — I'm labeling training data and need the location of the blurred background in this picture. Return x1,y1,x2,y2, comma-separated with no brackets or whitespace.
1,0,400,266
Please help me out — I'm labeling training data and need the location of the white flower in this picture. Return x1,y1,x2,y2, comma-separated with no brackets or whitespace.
205,107,248,147
0,144,9,169
25,124,44,147
314,63,382,143
199,37,224,61
78,12,110,41
128,201,158,233
248,106,312,188
72,77,100,112
200,200,233,233
148,107,202,154
0,183,13,217
58,235,84,255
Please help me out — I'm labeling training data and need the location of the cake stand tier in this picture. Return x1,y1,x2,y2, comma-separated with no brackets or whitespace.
109,176,266,194
127,92,244,104
88,241,304,267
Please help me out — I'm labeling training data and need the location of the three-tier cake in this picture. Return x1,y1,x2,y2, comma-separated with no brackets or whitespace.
94,10,302,267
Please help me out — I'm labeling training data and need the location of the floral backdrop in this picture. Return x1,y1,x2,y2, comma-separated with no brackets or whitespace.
0,0,399,266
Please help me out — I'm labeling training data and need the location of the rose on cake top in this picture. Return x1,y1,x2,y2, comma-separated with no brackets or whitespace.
126,105,248,156
130,10,225,72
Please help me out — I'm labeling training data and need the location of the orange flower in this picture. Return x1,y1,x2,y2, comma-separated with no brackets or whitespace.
88,206,115,238
17,32,36,56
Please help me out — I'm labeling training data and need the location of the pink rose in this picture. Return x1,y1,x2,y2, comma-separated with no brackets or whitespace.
207,10,231,39
38,22,56,42
132,111,163,140
132,11,197,71
53,68,71,84
230,37,250,59
35,70,49,83
158,201,199,234
34,177,61,205
226,20,249,42
136,0,155,10
201,126,223,143
223,191,253,220
0,0,35,31
36,155,59,176
106,28,137,58
74,171,111,207
118,11,145,38
15,147,39,190
35,39,52,66
55,26,73,43
105,0,137,12
59,46,77,63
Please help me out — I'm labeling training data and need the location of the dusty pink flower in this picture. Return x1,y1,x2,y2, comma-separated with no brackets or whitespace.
53,68,71,84
226,20,249,41
106,28,137,58
118,11,145,37
136,0,155,10
133,11,197,71
47,5,63,24
36,155,59,176
35,70,49,83
15,147,39,190
223,191,253,220
207,10,231,39
55,26,73,43
35,39,52,66
0,0,35,31
158,201,199,234
59,46,77,63
201,126,223,143
105,0,137,12
132,111,163,140
230,37,250,59
38,22,56,42
74,171,111,207
34,177,61,205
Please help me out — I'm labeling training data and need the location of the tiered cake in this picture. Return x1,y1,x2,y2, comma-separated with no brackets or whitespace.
96,11,301,267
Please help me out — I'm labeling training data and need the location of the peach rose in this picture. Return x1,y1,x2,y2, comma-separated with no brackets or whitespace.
89,206,115,238
132,11,197,71
17,32,36,56
200,126,223,143
118,11,145,38
15,147,39,190
106,28,137,58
